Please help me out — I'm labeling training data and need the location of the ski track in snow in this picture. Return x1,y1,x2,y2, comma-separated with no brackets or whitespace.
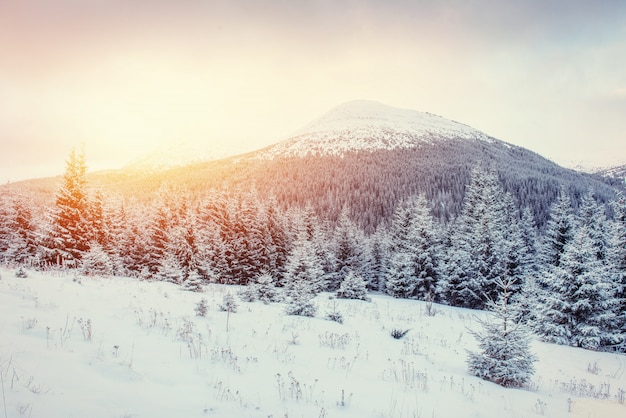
0,267,625,418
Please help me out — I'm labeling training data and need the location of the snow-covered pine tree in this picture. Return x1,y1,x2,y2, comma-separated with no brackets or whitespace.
439,166,508,308
118,211,152,278
518,206,539,274
609,194,626,350
578,188,610,264
385,195,441,299
540,187,575,269
283,228,325,293
336,270,369,301
331,207,364,291
220,293,238,313
80,242,113,276
361,227,388,291
284,278,317,317
258,197,289,282
46,147,91,267
155,253,185,284
4,194,40,266
535,225,619,350
145,189,181,275
467,278,536,387
255,272,280,303
183,269,204,292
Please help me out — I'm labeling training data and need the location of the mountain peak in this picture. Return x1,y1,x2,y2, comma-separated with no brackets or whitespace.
261,100,495,158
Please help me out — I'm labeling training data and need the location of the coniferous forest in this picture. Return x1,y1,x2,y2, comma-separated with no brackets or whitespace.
1,148,625,354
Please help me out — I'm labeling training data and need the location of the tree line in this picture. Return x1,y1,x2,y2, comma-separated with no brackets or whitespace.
1,149,625,352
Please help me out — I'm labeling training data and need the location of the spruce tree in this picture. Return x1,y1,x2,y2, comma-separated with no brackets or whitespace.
467,278,536,387
439,167,508,308
336,270,369,301
535,225,619,350
5,195,40,265
540,187,574,269
578,188,610,264
47,147,91,266
385,195,440,300
283,229,325,293
609,194,626,350
80,242,113,276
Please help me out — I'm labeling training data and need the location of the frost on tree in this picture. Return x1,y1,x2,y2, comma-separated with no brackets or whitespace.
80,242,113,276
534,225,619,350
610,194,626,349
336,270,370,301
467,278,536,388
46,148,91,266
439,167,511,309
240,273,280,304
385,194,440,300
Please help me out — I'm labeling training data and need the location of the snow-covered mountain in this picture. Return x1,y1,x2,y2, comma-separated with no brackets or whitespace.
596,163,626,183
260,100,495,158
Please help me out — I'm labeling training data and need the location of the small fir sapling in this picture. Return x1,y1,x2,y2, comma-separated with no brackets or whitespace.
15,267,28,278
183,269,204,292
325,300,344,324
467,277,537,388
255,273,279,303
238,273,279,303
219,293,238,313
285,280,317,317
336,271,370,301
80,242,114,276
195,298,208,317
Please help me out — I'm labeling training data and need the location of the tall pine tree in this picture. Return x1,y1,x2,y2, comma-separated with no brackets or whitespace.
46,148,91,267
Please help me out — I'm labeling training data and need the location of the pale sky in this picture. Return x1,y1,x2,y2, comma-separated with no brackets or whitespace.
1,0,625,182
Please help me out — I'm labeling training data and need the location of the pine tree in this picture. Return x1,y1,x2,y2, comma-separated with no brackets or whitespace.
4,194,40,266
540,187,574,269
609,194,626,350
467,278,536,387
283,229,325,293
243,272,280,304
0,196,14,263
439,167,508,308
361,228,388,291
385,195,441,300
220,293,239,313
336,270,370,301
284,279,317,317
183,269,204,292
258,197,289,281
331,207,364,290
47,148,91,266
156,253,185,284
535,225,619,350
578,188,610,264
80,242,113,276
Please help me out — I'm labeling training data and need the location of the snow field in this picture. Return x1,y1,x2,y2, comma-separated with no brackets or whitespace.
1,267,625,418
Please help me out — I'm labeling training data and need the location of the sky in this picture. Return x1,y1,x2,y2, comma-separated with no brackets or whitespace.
1,0,625,182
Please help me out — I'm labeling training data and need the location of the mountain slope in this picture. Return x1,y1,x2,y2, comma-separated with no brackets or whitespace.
260,100,493,158
2,101,622,232
595,164,626,189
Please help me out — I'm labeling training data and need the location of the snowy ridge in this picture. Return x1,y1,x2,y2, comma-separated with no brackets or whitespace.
261,100,495,158
596,163,626,182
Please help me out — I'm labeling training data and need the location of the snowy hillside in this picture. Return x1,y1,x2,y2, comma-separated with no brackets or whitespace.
260,100,496,158
1,267,625,418
596,164,626,184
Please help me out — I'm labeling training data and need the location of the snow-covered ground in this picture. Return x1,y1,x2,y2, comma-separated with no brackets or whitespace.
1,267,625,418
